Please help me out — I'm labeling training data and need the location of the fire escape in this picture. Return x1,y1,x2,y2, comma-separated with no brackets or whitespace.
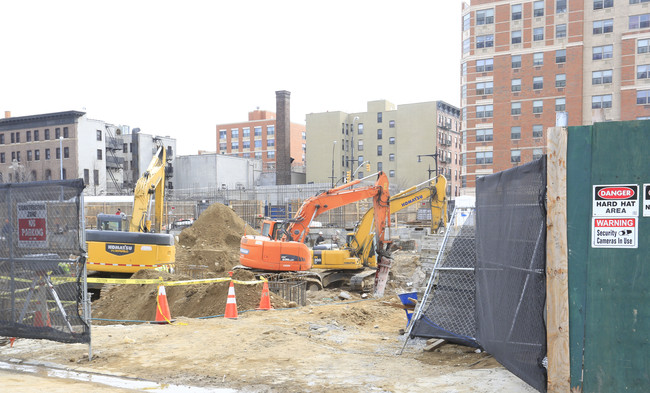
105,125,125,195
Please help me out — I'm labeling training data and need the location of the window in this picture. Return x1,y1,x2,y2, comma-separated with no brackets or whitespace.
95,149,101,160
358,123,364,134
389,170,395,178
377,129,382,139
1,153,5,163
219,142,227,151
26,131,31,142
15,132,20,143
94,170,99,185
593,45,613,60
629,14,650,30
242,127,250,137
556,74,566,87
377,162,383,171
557,0,567,13
638,90,650,104
462,85,467,99
593,19,613,35
254,140,262,148
11,152,15,161
35,150,40,160
594,0,613,9
34,130,39,141
267,139,275,147
267,151,275,159
556,98,566,111
533,148,544,160
533,124,544,138
476,59,493,72
631,0,650,4
254,152,262,159
556,49,567,63
231,141,239,149
511,126,521,139
0,134,3,144
377,112,383,123
96,130,102,141
389,153,395,161
55,128,60,139
476,105,493,118
638,39,650,53
512,4,522,20
476,128,493,142
231,128,239,138
242,141,250,149
511,150,521,163
476,82,493,95
556,24,567,38
357,156,364,166
592,94,613,108
64,147,69,158
534,1,545,16
45,149,50,159
27,150,32,161
512,30,522,44
534,52,544,66
377,145,383,156
512,55,522,68
254,126,262,137
511,102,522,115
593,69,613,84
533,76,544,90
219,130,227,139
358,140,364,151
476,9,494,25
44,129,50,140
476,151,493,164
389,120,395,128
463,38,470,54
63,127,68,138
533,27,544,41
638,65,650,79
476,34,494,48
512,78,522,92
463,13,470,31
533,100,544,113
267,125,275,135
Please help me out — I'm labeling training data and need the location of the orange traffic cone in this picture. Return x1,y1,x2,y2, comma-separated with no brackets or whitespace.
224,280,238,319
257,280,273,310
154,285,173,324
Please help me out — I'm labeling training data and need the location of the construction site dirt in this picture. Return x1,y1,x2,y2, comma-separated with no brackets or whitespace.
0,203,536,392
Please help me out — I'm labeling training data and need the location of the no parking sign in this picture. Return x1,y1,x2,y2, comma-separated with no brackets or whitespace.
17,202,47,248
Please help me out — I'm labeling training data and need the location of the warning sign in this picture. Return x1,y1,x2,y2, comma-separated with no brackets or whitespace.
643,184,650,217
593,184,638,217
592,217,637,248
17,202,48,248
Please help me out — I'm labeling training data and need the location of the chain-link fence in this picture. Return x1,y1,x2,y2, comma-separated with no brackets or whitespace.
409,207,478,348
0,180,90,344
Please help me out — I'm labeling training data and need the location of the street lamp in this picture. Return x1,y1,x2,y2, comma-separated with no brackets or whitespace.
417,153,439,179
330,140,337,188
59,136,64,179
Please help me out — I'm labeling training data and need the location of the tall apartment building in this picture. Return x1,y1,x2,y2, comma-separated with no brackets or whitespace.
461,0,650,195
216,109,306,172
306,100,462,196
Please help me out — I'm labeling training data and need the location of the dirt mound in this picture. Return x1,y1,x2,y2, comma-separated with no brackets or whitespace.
174,202,258,274
92,268,289,323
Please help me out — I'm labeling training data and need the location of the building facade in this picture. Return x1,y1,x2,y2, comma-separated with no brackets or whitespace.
216,109,306,172
461,0,650,195
306,100,461,196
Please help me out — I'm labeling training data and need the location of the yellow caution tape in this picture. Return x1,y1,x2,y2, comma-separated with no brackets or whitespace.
3,275,264,286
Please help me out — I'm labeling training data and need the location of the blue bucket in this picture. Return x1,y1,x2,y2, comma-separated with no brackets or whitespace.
397,292,418,326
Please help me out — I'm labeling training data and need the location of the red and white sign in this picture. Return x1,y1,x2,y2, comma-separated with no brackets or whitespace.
17,202,48,248
593,184,638,217
592,217,637,248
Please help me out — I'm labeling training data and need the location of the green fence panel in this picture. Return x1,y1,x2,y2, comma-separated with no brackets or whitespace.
567,121,650,393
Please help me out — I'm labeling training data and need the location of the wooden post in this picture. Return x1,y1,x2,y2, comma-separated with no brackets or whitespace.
546,126,571,392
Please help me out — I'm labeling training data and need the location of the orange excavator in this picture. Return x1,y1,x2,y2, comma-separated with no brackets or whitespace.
239,171,393,296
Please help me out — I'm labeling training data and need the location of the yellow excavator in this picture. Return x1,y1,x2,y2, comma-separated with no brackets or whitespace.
311,175,447,283
85,140,175,275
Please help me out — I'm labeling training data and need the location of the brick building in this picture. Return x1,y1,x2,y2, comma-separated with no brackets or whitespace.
461,0,650,195
216,109,306,172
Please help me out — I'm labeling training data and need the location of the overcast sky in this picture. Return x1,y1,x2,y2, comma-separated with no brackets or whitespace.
0,0,466,155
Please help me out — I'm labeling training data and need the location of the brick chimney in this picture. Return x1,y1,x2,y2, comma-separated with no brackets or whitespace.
275,90,291,185
4,111,11,119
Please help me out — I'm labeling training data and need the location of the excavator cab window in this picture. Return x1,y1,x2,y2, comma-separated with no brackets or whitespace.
262,222,272,238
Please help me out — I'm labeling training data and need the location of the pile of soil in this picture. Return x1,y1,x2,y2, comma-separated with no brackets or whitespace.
92,269,289,323
174,202,258,274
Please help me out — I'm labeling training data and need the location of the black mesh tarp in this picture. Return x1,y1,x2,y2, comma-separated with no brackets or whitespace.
475,157,547,392
0,180,90,343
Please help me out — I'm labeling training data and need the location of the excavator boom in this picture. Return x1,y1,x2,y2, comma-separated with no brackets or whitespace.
130,141,167,233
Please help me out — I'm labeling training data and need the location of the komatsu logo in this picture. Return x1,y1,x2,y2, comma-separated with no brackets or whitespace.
400,195,423,207
106,243,135,256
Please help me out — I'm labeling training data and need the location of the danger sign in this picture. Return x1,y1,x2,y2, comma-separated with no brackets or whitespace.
592,217,637,248
644,184,650,217
17,202,48,248
593,185,638,217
